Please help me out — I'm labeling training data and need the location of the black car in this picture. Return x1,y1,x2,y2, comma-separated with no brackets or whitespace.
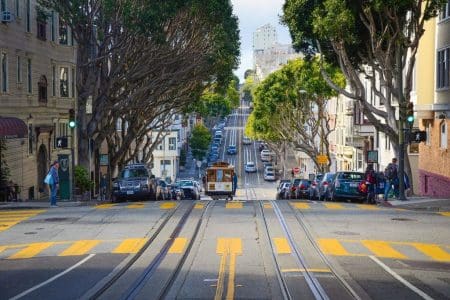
289,178,303,199
295,180,311,199
112,164,155,202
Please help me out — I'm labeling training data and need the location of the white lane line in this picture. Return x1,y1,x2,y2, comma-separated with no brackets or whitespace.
369,256,433,300
10,254,96,300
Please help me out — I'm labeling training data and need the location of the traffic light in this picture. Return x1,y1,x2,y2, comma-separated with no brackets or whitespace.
68,109,76,128
406,102,414,125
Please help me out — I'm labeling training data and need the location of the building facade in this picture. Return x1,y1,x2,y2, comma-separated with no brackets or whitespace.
416,2,450,198
252,24,277,51
0,0,77,200
150,130,180,183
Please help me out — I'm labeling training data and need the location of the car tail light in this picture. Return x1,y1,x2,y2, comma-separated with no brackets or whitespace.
323,181,328,186
312,182,317,187
300,184,305,189
291,186,296,191
335,181,340,188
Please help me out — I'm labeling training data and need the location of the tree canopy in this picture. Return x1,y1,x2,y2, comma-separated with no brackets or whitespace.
189,124,212,160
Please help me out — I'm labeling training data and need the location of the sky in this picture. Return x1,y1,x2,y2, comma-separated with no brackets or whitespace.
230,0,293,82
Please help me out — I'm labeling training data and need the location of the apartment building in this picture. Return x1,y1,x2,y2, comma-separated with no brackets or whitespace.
0,0,76,200
416,2,450,198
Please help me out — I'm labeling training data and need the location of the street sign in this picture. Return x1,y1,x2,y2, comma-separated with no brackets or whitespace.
293,167,300,174
367,150,378,163
408,130,427,143
56,137,68,148
99,154,109,166
316,155,328,164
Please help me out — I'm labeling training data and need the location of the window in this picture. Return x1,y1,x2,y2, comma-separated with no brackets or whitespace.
169,137,176,150
59,17,68,45
59,67,68,97
439,0,450,20
52,65,55,96
37,20,46,40
16,56,21,83
50,11,55,42
26,0,30,32
426,123,431,146
1,0,6,12
441,122,448,149
38,75,47,102
15,0,19,17
1,53,7,93
27,58,31,93
437,47,450,89
28,124,33,154
71,68,75,98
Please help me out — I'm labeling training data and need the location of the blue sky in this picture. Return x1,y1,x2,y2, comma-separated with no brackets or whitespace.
230,0,293,82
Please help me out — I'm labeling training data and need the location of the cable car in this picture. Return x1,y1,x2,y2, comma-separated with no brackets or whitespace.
204,162,236,200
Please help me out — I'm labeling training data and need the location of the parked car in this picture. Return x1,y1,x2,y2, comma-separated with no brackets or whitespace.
213,137,222,145
264,169,276,181
289,178,303,199
112,164,155,202
277,182,291,199
329,172,366,202
295,180,311,199
318,172,336,200
169,183,184,200
243,136,252,145
308,174,324,200
260,149,275,162
227,145,237,155
178,179,201,200
245,161,257,173
263,162,273,170
155,178,171,200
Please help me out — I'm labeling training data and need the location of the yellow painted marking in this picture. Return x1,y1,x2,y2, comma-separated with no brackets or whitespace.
0,209,46,215
439,212,450,217
282,268,331,273
362,240,407,259
194,203,204,209
8,242,54,259
357,204,379,210
127,203,145,209
413,243,450,262
59,240,101,256
215,238,242,300
324,203,344,209
0,210,45,232
168,238,187,254
96,203,116,209
263,203,272,209
273,238,291,254
112,238,148,254
160,202,176,209
318,239,350,256
0,246,6,254
226,202,243,209
291,202,310,209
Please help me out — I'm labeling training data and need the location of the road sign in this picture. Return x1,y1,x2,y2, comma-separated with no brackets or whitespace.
56,137,68,148
408,130,427,143
293,167,300,174
367,150,378,163
316,155,328,164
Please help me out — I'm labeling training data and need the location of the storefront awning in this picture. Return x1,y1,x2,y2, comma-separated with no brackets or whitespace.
0,117,28,139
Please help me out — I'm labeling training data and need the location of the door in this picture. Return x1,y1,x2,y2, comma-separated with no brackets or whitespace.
58,154,70,200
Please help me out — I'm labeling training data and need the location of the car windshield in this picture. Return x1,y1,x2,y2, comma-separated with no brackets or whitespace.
120,168,148,179
228,145,236,149
179,181,194,187
247,162,254,167
339,172,364,180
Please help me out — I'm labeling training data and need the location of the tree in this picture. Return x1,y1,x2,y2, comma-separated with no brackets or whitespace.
189,124,212,160
282,0,446,193
242,70,258,102
246,57,344,171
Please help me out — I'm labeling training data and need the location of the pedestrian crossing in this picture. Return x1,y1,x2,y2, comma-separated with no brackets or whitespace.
0,209,46,232
0,237,448,263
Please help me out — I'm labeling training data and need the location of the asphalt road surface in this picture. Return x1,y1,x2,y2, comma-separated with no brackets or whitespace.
1,102,449,300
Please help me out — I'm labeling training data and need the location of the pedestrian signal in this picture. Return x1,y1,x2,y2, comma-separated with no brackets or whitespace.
408,130,426,143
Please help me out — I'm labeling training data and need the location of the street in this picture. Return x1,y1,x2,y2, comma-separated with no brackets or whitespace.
0,103,449,300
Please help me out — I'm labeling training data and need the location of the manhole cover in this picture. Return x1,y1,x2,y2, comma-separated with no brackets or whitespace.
391,218,415,221
333,231,360,236
24,232,37,235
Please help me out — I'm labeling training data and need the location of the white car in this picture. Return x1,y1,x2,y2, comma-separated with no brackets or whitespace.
264,170,276,181
261,149,275,162
242,136,252,145
245,161,257,173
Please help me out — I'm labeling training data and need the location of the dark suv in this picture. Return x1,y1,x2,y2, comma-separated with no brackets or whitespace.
112,164,155,202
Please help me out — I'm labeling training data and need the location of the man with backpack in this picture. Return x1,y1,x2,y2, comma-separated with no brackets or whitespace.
384,157,398,200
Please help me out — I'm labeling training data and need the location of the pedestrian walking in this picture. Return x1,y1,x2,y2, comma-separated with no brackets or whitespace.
384,157,398,200
364,164,377,203
100,174,107,201
232,172,238,196
45,160,60,207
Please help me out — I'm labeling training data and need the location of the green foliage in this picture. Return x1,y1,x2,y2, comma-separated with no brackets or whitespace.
74,166,93,194
0,138,10,189
189,124,212,160
242,72,258,102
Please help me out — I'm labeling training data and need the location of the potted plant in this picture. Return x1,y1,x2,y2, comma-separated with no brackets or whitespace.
74,166,93,201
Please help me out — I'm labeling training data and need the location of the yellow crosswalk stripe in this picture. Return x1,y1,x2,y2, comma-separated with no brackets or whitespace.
160,202,176,209
226,202,243,209
357,204,379,210
273,238,291,254
112,238,148,254
168,238,187,254
127,203,145,209
318,239,350,256
194,203,204,209
96,203,116,209
0,210,45,232
291,202,310,209
362,240,407,259
8,242,54,259
59,240,101,256
439,212,450,217
323,203,344,209
412,243,450,262
263,203,272,209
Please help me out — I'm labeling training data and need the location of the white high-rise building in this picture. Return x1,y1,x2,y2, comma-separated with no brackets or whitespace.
252,24,277,51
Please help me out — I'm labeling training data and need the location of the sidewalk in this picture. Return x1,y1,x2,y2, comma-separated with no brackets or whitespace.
383,196,450,211
0,199,97,210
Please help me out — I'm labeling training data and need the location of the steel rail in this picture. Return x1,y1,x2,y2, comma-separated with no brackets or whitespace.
271,201,330,300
